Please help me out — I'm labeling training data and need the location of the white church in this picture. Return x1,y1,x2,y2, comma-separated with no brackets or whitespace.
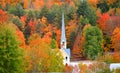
60,13,70,65
59,13,120,72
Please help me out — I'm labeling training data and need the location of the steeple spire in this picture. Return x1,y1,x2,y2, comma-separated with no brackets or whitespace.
61,12,67,49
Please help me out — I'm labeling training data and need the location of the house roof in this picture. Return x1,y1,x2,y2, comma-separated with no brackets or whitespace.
63,48,70,56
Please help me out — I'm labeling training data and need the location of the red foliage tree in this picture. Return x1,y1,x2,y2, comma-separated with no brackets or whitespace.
98,14,120,36
0,9,8,25
97,13,110,32
28,19,37,35
20,14,27,30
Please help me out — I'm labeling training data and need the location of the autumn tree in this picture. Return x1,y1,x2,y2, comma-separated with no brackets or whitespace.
16,28,26,48
27,34,64,72
106,16,120,36
0,9,8,25
55,29,61,48
28,35,50,72
20,14,27,31
72,35,85,59
84,26,103,60
28,19,37,35
111,27,120,51
0,0,22,7
24,0,28,9
66,20,78,48
98,14,120,36
87,0,98,9
64,64,73,72
24,11,35,42
35,0,44,9
0,24,25,73
48,49,64,72
97,13,110,32
112,52,120,63
29,0,36,8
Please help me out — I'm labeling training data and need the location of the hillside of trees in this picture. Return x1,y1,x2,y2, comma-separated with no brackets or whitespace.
0,0,120,72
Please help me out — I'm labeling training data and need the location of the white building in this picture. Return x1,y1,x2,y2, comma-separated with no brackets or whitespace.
60,12,70,65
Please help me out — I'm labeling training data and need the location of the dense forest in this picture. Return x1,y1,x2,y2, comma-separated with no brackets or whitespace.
0,0,120,72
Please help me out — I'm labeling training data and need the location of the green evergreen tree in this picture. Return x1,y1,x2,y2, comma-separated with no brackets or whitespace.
84,26,103,60
26,10,35,23
68,31,77,48
97,0,109,13
8,4,24,17
50,39,57,49
0,24,25,73
76,1,97,25
12,17,22,31
39,6,49,19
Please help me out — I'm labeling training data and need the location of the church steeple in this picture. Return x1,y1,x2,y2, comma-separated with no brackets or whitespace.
61,12,67,49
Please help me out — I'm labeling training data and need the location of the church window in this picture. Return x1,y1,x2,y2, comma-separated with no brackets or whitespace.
61,42,65,48
66,57,67,61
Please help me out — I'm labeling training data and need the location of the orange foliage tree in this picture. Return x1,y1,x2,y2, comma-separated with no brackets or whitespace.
64,64,73,72
66,20,78,48
0,0,22,6
16,28,26,48
26,33,64,72
0,9,8,25
88,0,98,9
72,35,85,59
112,52,120,63
35,0,44,9
111,27,120,51
26,34,50,72
24,0,28,9
55,29,61,48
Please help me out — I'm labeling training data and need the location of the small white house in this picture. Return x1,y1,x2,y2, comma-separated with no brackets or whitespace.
110,63,120,71
60,12,70,65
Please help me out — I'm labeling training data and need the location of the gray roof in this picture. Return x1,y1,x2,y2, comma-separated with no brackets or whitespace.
63,48,70,56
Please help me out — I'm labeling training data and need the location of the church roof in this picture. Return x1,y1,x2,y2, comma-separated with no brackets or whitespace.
63,48,70,56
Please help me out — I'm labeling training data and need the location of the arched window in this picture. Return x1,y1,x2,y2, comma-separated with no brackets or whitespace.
61,42,65,48
62,42,65,46
66,56,67,61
